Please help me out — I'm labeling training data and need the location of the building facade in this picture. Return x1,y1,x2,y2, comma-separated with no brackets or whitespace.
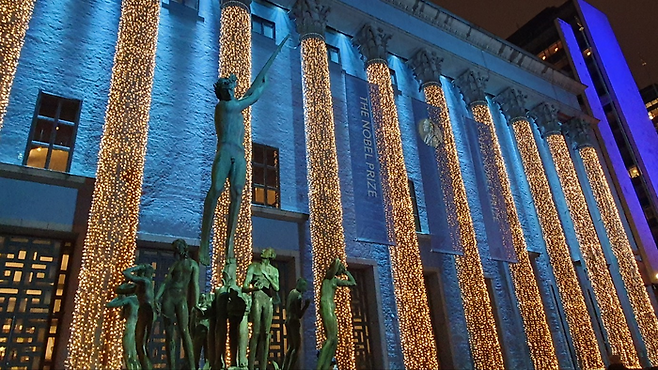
508,0,658,290
0,0,657,369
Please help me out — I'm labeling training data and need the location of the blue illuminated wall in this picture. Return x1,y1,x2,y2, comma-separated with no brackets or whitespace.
0,0,630,369
577,0,658,228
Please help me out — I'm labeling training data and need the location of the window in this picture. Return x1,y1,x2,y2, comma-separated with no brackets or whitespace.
389,68,398,88
252,15,275,39
327,45,341,64
0,235,73,370
408,180,421,232
24,91,81,172
252,144,280,208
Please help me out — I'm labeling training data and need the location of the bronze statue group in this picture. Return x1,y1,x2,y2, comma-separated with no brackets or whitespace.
107,35,357,370
109,242,355,370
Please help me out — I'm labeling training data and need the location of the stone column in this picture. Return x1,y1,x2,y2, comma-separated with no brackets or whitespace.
0,1,36,131
289,2,355,369
66,1,161,368
564,118,658,366
483,87,560,368
211,0,254,287
409,52,517,369
533,105,640,368
352,25,438,370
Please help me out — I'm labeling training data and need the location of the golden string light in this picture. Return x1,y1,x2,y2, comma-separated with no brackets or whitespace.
366,61,438,369
511,119,604,369
510,118,603,369
579,146,658,365
66,0,160,368
424,86,504,369
546,134,640,367
300,36,356,369
212,3,253,288
469,109,558,368
0,0,36,132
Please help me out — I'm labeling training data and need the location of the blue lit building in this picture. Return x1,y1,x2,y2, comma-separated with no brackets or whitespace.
0,0,657,369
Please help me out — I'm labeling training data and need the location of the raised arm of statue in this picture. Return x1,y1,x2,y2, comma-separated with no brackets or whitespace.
335,263,356,287
238,34,290,110
123,265,147,284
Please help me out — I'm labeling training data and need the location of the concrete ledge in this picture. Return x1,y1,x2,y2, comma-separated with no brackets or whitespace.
0,162,92,189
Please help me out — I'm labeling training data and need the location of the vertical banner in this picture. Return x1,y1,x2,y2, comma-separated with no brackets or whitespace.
345,74,390,245
464,116,517,262
411,98,463,254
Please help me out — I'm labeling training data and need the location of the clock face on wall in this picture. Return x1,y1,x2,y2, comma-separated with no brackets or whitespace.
417,118,443,148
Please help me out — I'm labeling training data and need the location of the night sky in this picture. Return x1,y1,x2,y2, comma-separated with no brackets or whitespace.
431,0,658,90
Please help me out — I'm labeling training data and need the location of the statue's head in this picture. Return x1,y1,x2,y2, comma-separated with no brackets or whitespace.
325,258,344,279
214,74,238,101
260,247,276,260
172,239,189,259
296,277,308,292
116,282,137,295
137,263,155,277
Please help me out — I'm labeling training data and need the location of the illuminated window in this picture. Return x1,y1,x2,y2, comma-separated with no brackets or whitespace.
0,235,72,370
408,180,421,232
327,45,341,64
24,91,81,172
628,165,640,178
350,266,376,369
252,15,275,39
252,143,280,208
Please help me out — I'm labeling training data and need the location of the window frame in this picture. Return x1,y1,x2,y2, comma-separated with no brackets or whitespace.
327,44,341,65
251,15,275,40
252,143,280,208
23,90,82,173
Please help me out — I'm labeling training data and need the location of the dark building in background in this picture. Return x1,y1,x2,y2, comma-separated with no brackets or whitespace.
508,0,658,285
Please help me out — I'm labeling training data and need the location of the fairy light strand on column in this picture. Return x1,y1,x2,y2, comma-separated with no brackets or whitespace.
469,99,558,368
546,133,640,367
212,1,253,288
299,35,356,369
579,146,658,365
421,84,503,369
66,0,160,368
0,0,36,132
366,60,438,370
510,117,603,369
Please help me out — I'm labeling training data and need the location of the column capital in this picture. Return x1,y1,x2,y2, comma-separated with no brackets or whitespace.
454,69,488,106
529,102,561,138
494,87,528,124
563,118,595,150
221,0,251,11
408,48,444,89
353,23,392,65
289,0,330,40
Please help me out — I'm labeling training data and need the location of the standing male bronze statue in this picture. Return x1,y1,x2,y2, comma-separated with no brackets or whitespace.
106,282,141,370
243,248,280,370
199,35,290,265
317,258,356,370
122,264,156,370
155,239,200,370
282,277,310,370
